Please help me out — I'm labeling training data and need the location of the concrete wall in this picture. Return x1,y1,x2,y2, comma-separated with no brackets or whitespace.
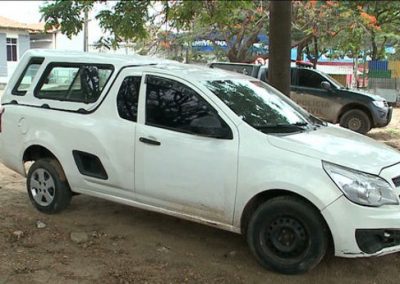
0,29,30,84
0,33,6,77
18,34,30,58
30,33,54,49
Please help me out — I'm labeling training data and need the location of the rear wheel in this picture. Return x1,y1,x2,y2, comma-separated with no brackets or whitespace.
339,109,371,134
247,196,328,274
27,158,72,214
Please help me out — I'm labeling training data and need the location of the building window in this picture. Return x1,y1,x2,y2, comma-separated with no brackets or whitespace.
6,38,17,62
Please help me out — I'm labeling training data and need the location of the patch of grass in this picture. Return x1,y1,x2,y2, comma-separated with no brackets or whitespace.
386,128,400,138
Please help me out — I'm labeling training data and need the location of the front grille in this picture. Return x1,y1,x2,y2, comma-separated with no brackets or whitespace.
392,175,400,187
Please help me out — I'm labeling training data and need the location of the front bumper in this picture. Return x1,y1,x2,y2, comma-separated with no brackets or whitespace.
322,195,400,257
373,106,392,128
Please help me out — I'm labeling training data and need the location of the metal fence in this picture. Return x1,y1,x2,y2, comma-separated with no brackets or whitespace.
368,60,400,89
367,60,400,103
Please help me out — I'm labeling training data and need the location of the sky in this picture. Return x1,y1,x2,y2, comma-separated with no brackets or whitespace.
0,1,43,24
0,1,103,44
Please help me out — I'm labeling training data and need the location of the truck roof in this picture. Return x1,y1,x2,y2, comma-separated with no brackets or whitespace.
23,50,251,82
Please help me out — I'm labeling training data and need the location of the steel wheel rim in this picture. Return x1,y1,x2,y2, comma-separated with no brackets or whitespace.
262,216,308,260
348,117,362,131
30,168,56,206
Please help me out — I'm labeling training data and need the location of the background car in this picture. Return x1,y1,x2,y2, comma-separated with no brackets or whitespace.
209,62,392,134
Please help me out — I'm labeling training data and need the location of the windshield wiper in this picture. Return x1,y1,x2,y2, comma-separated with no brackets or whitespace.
255,122,308,128
306,114,327,127
290,122,309,127
253,122,309,133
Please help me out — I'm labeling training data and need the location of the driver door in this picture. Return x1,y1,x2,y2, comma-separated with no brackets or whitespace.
290,68,333,121
134,73,239,223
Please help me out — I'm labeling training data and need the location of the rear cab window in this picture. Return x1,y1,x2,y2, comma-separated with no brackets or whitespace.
34,63,114,104
12,57,44,96
260,68,295,84
210,63,259,77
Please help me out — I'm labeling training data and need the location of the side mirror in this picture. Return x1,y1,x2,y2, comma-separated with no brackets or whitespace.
321,81,332,91
190,115,233,139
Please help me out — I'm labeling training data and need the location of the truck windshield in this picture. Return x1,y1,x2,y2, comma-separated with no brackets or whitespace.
203,79,313,134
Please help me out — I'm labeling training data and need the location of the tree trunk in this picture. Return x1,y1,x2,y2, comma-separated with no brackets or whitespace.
378,36,388,60
370,30,378,61
296,39,308,61
268,1,292,96
83,9,89,52
296,43,303,61
227,47,239,62
293,34,313,61
312,36,318,69
226,19,265,62
352,56,358,88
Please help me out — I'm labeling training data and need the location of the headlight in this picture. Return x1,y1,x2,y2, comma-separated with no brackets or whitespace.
372,101,386,108
323,161,398,207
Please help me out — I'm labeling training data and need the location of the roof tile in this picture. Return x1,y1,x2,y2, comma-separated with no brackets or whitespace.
0,15,43,32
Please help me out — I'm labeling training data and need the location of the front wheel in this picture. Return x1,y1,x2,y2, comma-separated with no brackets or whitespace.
27,158,72,214
246,196,328,274
339,109,371,134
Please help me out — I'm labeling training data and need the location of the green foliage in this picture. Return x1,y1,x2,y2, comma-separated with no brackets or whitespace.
39,0,400,62
167,0,268,62
292,1,400,62
40,0,95,39
40,0,268,62
96,1,151,46
354,1,400,60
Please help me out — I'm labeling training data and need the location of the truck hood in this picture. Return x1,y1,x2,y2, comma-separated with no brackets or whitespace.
267,125,400,175
342,88,384,101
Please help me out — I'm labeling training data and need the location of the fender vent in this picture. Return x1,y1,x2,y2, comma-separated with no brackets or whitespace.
392,175,400,187
72,150,108,180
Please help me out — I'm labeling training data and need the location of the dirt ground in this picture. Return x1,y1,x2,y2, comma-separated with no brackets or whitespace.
1,112,400,284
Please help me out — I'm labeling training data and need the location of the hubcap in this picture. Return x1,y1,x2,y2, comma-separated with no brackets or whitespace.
29,168,55,206
264,216,308,258
348,117,362,131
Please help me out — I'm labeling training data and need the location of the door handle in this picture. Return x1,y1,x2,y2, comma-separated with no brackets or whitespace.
139,137,161,146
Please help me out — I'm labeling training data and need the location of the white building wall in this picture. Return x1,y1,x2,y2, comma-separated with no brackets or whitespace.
54,31,83,51
30,33,54,49
0,28,29,84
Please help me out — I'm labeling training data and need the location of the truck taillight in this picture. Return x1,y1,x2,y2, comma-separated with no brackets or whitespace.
0,107,4,133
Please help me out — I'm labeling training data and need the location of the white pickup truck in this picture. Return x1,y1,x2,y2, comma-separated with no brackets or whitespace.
1,50,400,274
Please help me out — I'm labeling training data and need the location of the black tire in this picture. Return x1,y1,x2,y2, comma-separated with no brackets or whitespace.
339,109,371,134
246,196,328,274
27,158,72,214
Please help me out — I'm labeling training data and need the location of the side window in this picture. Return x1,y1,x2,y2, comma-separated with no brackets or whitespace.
117,76,141,122
297,69,324,89
12,57,44,96
145,75,229,136
35,64,113,103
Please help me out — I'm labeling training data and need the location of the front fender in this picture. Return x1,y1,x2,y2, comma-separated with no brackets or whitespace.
232,126,343,229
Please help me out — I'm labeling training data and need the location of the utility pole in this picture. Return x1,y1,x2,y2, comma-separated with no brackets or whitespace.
83,9,89,52
268,1,292,96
